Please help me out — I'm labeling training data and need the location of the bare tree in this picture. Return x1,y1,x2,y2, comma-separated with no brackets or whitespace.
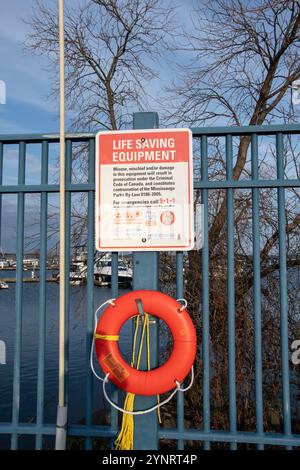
25,0,174,131
168,0,300,251
160,0,300,445
24,0,175,260
168,0,300,126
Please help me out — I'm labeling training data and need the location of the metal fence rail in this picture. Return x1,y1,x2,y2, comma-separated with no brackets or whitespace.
0,118,300,449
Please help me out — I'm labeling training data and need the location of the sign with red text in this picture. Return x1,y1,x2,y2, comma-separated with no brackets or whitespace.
95,128,194,251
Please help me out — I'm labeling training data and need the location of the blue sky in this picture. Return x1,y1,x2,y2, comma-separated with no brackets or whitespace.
0,1,60,252
0,0,194,135
0,0,195,253
0,0,59,134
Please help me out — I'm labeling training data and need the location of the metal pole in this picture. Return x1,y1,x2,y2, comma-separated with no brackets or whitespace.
55,0,67,450
226,134,237,450
0,143,2,257
132,112,159,450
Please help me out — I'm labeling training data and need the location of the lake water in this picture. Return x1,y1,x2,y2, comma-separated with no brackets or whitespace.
0,275,131,449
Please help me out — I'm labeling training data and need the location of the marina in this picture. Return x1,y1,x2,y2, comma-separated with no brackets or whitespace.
0,255,133,287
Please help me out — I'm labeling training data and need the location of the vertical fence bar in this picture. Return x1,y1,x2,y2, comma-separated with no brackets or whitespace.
176,252,184,450
111,253,119,299
276,133,292,448
85,138,95,450
35,140,49,449
0,142,2,181
251,134,264,450
0,142,3,253
109,251,119,448
201,135,211,450
64,140,72,426
11,141,26,449
226,134,237,449
133,112,159,450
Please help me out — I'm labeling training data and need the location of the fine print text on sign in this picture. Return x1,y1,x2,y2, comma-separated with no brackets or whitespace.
95,128,194,251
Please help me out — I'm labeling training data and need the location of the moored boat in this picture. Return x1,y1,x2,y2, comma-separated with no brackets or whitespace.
0,281,9,289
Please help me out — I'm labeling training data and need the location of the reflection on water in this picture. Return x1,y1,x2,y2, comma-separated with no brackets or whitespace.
0,278,131,448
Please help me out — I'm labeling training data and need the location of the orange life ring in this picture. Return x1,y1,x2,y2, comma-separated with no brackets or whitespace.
95,290,197,396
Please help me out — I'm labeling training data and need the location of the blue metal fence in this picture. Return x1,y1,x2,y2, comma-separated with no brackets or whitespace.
0,115,300,449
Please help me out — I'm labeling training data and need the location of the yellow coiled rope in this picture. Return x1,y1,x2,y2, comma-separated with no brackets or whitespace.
114,312,161,450
94,333,119,341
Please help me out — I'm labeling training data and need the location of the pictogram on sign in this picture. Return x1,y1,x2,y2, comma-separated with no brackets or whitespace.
95,128,194,251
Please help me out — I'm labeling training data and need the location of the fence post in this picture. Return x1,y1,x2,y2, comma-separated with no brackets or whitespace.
132,112,159,450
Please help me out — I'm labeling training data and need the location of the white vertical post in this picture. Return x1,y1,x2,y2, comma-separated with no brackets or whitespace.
55,0,67,450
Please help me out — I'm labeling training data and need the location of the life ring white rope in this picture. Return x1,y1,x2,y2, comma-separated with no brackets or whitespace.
90,296,194,414
102,366,194,416
90,298,116,382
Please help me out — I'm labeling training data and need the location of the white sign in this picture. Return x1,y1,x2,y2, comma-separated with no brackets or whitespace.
95,128,194,251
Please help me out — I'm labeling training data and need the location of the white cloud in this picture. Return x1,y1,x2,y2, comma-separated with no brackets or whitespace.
0,1,57,114
0,114,32,134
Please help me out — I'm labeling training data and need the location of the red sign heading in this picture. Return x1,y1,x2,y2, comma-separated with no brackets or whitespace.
98,130,190,165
